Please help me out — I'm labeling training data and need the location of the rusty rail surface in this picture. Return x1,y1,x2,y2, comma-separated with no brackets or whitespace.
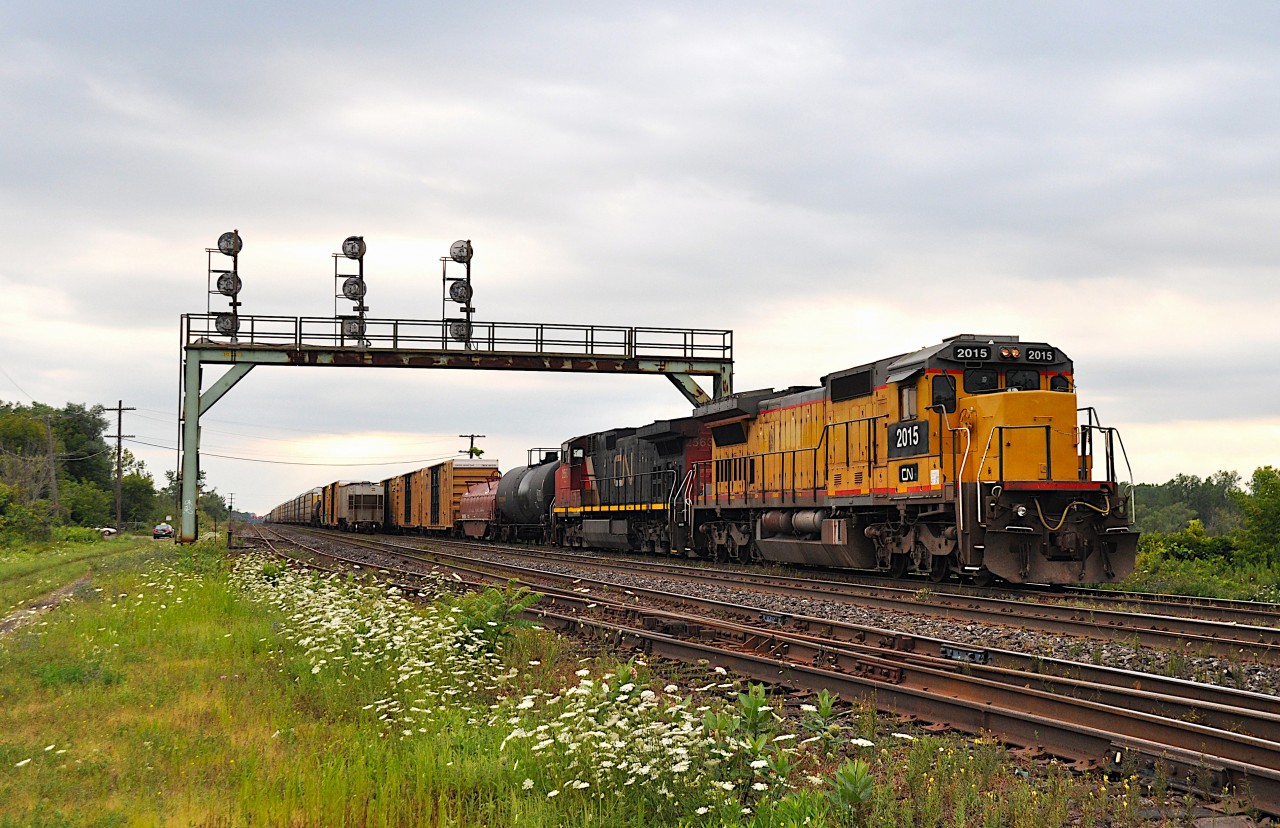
261,526,1280,814
375,533,1280,665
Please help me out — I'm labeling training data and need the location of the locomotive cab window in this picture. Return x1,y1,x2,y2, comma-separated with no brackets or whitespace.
964,368,998,393
1006,369,1039,391
1050,374,1072,392
899,384,918,420
931,375,957,413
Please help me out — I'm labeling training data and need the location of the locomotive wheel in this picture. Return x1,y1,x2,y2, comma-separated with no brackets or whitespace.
888,554,909,579
929,554,953,583
972,568,997,588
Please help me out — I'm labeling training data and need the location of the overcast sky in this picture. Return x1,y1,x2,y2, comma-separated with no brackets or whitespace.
3,2,1278,514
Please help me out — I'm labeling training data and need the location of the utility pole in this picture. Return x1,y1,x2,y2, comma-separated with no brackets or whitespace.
44,416,59,518
104,400,135,531
459,433,485,458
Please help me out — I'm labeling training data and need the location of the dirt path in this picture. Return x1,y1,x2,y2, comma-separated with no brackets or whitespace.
0,574,92,637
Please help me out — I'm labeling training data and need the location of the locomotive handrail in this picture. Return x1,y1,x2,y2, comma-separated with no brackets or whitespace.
822,415,881,492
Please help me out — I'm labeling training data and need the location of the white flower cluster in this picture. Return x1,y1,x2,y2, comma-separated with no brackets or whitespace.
231,554,514,735
499,670,787,816
501,675,716,807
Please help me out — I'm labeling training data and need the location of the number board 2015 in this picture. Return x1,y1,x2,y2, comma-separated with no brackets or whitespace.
888,421,929,459
952,344,991,361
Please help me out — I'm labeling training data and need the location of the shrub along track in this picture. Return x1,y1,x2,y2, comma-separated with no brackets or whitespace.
249,524,1280,816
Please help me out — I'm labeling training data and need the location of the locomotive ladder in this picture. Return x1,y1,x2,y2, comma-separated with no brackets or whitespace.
176,314,734,543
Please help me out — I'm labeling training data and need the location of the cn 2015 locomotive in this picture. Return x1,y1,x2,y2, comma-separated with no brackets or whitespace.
465,333,1137,584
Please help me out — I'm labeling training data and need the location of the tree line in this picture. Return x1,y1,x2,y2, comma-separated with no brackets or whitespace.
0,399,235,543
1133,468,1280,566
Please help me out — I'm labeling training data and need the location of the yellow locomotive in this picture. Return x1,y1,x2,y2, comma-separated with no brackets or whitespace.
686,334,1137,584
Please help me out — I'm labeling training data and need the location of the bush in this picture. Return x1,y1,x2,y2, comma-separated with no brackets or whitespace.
1146,520,1235,561
53,526,105,543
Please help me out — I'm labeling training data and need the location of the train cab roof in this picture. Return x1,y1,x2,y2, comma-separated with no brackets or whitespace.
823,334,1072,394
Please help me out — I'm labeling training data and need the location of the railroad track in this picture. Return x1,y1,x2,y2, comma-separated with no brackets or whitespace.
252,524,1280,814
281,527,1280,666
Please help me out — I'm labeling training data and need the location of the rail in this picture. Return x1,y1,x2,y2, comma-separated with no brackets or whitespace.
183,313,732,362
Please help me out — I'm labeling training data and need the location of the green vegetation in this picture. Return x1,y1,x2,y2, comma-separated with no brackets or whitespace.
0,399,239,543
0,535,1206,826
1121,466,1280,600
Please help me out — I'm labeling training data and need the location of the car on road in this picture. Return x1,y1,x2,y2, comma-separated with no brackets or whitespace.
152,523,174,539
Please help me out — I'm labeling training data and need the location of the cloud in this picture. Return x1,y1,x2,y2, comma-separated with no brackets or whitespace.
5,2,1280,511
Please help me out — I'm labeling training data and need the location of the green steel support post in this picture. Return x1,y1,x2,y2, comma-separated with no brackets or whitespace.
178,358,255,543
666,373,712,407
179,356,201,543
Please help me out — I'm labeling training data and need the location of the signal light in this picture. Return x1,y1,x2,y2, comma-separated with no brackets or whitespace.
215,313,239,334
449,239,473,263
449,280,473,303
217,231,242,256
341,277,366,300
216,272,242,296
342,236,366,260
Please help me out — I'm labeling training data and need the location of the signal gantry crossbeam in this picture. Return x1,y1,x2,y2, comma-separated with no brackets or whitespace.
177,313,734,543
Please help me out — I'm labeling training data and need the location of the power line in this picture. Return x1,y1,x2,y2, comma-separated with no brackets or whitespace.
124,438,461,468
0,366,34,401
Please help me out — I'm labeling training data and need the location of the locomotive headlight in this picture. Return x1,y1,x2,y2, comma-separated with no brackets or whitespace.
1011,348,1021,358
1015,505,1028,518
999,347,1011,359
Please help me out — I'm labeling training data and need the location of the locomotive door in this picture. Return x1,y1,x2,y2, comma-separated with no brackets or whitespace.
402,472,413,525
430,466,442,526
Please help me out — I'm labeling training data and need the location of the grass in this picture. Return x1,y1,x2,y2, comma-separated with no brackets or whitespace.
0,534,1213,826
0,531,145,614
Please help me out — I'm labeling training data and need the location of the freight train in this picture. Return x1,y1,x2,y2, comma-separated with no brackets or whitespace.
267,460,498,536
269,334,1138,585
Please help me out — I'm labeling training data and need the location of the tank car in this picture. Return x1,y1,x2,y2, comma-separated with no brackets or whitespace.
490,451,560,542
553,418,712,553
687,333,1137,584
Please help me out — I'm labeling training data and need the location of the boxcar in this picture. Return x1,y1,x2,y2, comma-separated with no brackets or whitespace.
381,459,500,534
